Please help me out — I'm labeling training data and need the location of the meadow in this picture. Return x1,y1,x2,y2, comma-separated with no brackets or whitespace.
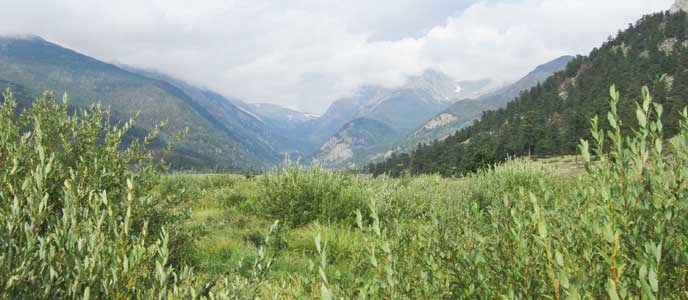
1,87,688,299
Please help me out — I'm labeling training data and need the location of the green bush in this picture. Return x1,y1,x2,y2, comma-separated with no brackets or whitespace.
0,91,185,297
5,86,688,299
252,162,368,227
308,86,688,299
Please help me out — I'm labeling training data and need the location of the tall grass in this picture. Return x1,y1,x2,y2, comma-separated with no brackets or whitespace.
0,91,185,298
3,86,688,298
251,162,370,227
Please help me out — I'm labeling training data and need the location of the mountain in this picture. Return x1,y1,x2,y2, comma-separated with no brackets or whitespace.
311,70,497,167
357,70,497,134
245,102,321,153
313,118,400,167
315,71,497,140
406,55,575,148
0,36,280,170
312,86,392,145
369,9,688,177
673,0,688,12
120,66,306,157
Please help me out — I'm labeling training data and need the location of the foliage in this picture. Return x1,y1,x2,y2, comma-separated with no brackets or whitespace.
0,91,275,299
177,85,688,298
251,162,369,227
369,11,688,177
0,36,281,171
4,84,688,298
0,90,180,297
302,85,688,298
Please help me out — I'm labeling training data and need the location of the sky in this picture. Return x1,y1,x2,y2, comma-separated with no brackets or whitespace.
0,0,675,113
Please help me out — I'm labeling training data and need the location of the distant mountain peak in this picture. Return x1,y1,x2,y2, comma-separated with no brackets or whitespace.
407,69,454,86
672,0,688,12
403,69,462,101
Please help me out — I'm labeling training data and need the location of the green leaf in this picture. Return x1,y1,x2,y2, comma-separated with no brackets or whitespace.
567,288,581,300
610,85,619,102
321,284,333,300
382,242,391,254
642,86,651,111
607,279,620,300
639,265,648,279
538,221,548,240
608,112,618,129
637,109,647,128
555,251,564,267
355,210,363,229
649,269,658,292
603,224,615,244
370,250,378,267
319,267,328,283
315,233,322,254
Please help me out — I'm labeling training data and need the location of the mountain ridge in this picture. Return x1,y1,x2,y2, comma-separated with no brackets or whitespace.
369,10,688,176
0,36,281,170
311,70,498,167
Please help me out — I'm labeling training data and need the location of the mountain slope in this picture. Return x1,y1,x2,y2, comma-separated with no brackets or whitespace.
357,70,496,134
313,71,497,143
314,118,400,167
120,66,297,158
311,70,497,167
406,55,575,148
0,36,279,169
246,102,320,153
324,57,571,168
312,86,392,145
370,10,688,177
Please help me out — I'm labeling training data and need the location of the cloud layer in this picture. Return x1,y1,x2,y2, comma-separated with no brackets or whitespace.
0,0,673,112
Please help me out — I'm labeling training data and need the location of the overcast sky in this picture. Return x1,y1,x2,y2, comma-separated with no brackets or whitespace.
0,0,674,113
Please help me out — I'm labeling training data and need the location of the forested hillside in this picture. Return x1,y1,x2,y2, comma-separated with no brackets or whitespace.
390,55,573,156
0,37,282,170
369,10,688,177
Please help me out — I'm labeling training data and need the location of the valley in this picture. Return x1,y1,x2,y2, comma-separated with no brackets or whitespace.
1,1,687,299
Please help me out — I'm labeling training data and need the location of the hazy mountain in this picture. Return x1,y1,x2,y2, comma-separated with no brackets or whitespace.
313,70,497,142
402,70,497,101
313,57,569,168
370,9,688,176
313,118,400,167
120,66,310,156
246,102,321,153
405,55,575,148
249,103,320,123
357,70,497,134
0,36,280,170
310,86,392,145
311,70,497,167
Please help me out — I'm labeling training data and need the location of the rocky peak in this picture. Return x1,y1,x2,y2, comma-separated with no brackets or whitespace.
403,69,459,101
672,0,688,13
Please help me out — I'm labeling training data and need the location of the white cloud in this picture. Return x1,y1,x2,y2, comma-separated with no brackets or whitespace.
0,0,674,113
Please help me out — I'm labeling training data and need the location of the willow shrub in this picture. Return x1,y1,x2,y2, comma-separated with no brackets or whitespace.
252,162,369,227
311,86,688,299
0,91,199,298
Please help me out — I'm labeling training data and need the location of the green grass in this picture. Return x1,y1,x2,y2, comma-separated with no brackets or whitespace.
6,86,688,298
168,158,575,290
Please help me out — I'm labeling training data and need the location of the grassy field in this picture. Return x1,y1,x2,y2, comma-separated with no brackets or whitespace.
159,147,687,298
168,170,489,282
161,160,571,297
3,90,688,298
